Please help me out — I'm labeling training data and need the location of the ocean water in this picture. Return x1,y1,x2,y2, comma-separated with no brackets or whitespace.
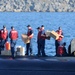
0,12,75,56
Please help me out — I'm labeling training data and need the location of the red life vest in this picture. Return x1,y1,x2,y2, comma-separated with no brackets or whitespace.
40,30,46,40
1,30,8,40
37,31,41,39
27,28,33,39
57,36,63,41
10,30,18,40
56,30,63,41
57,46,64,55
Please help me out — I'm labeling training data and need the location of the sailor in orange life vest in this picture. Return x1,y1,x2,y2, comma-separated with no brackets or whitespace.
38,25,47,57
0,25,8,54
55,27,64,56
9,26,18,59
25,25,34,56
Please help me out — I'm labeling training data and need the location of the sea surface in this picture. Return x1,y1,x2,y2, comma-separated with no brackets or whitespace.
0,12,75,56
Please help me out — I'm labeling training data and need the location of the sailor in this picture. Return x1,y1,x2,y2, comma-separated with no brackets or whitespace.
39,25,47,57
9,26,18,59
25,25,34,56
0,25,8,54
55,27,63,56
36,27,41,56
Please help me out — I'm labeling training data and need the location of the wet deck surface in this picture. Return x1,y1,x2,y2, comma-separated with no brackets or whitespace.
0,56,75,75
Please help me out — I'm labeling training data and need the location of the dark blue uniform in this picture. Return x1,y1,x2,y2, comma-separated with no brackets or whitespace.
25,28,33,56
37,30,41,56
40,30,46,56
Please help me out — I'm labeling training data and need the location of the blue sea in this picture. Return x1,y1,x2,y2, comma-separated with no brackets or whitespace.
0,12,75,56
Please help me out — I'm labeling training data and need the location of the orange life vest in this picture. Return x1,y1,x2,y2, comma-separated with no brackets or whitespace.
10,30,18,40
1,30,8,40
56,30,63,41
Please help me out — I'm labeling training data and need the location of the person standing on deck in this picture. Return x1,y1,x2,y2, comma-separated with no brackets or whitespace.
39,25,47,57
25,25,34,56
0,25,8,54
36,27,41,56
55,27,63,56
9,26,18,59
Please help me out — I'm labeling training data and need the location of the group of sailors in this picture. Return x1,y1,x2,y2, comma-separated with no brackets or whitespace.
0,26,18,59
25,25,50,57
0,25,68,59
26,25,68,57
